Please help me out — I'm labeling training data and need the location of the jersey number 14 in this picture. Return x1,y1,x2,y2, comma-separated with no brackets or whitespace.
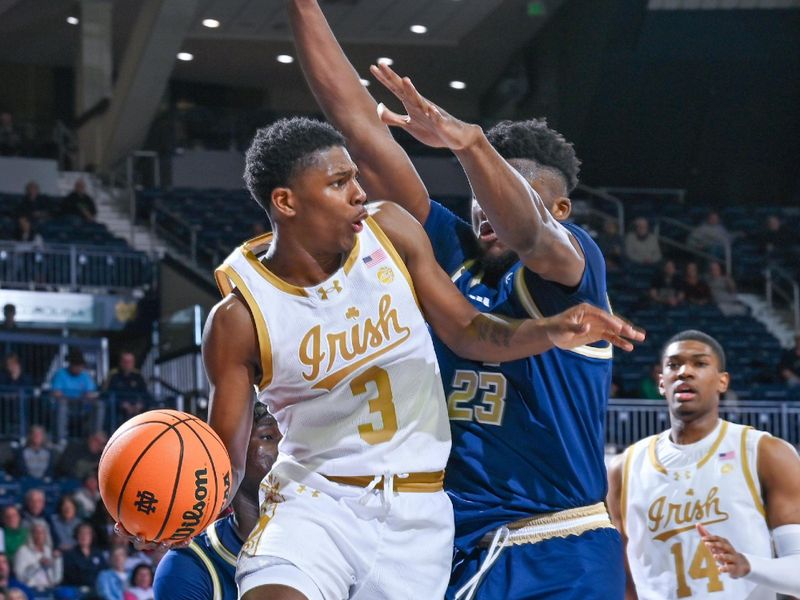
670,541,724,598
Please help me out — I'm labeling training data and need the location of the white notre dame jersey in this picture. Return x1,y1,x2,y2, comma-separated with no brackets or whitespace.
215,216,451,477
621,420,775,600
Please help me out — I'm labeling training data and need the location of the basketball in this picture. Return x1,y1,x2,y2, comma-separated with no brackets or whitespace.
98,409,232,544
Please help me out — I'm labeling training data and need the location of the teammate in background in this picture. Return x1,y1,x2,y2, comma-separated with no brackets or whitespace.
289,1,630,597
204,116,641,599
608,330,800,599
153,403,280,599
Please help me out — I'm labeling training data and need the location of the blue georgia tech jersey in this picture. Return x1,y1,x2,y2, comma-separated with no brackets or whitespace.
424,201,613,552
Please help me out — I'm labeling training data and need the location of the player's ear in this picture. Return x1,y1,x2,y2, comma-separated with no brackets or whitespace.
552,197,572,220
717,371,730,395
271,187,295,217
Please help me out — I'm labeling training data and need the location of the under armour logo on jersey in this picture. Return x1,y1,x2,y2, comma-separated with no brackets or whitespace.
317,280,343,300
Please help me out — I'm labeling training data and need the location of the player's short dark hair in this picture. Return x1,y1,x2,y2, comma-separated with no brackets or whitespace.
244,117,346,215
485,119,581,193
661,330,726,371
253,402,275,427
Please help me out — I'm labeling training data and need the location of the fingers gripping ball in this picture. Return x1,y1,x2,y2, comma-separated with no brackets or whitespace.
99,410,232,544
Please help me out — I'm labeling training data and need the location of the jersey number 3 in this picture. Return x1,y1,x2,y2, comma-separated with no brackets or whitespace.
447,370,507,426
352,366,398,445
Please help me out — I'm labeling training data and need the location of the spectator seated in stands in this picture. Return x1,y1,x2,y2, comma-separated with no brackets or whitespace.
596,219,623,271
681,261,712,306
686,210,732,258
0,354,32,388
15,426,54,481
95,547,129,600
625,217,662,265
61,522,106,592
649,260,684,307
12,216,42,246
638,363,662,400
0,552,36,600
123,564,153,600
104,352,151,419
0,112,21,157
56,432,108,482
752,214,792,263
707,261,747,316
2,305,16,331
48,497,80,553
60,180,96,223
50,349,102,445
2,507,28,562
13,522,62,592
779,333,800,388
14,182,50,226
72,474,100,520
20,490,48,532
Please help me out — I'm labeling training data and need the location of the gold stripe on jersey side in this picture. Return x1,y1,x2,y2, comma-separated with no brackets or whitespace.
215,265,273,390
620,444,637,535
741,427,766,517
697,420,729,469
325,470,445,492
206,520,238,567
187,541,223,600
364,216,420,309
647,435,668,476
451,259,477,282
513,266,613,360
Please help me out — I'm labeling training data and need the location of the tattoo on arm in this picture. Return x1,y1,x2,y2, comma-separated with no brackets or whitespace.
475,314,513,348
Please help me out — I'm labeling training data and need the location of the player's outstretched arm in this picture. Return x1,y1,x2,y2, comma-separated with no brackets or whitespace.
203,294,259,508
372,63,585,287
607,453,640,600
699,436,800,595
371,202,643,361
287,0,430,221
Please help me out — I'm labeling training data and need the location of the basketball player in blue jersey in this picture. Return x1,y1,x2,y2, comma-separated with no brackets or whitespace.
289,1,634,597
153,404,280,599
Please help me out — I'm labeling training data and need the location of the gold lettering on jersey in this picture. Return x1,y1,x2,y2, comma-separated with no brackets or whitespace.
648,487,730,542
298,294,411,391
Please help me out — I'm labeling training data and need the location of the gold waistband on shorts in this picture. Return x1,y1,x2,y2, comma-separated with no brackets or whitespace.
324,470,445,493
478,502,614,547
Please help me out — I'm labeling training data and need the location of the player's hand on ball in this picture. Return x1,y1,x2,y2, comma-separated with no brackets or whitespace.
113,522,191,550
545,303,644,351
697,524,751,578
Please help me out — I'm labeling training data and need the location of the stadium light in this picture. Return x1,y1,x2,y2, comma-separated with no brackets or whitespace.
277,54,295,64
449,80,467,90
359,79,371,87
177,52,194,62
202,18,221,28
410,25,428,34
377,57,394,66
66,16,79,25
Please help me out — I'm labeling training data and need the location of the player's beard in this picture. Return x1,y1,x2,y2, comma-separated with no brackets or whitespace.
478,248,518,288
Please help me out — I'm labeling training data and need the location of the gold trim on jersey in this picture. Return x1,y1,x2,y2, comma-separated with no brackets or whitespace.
206,519,238,567
620,443,637,535
324,470,444,493
513,266,613,360
187,540,223,600
648,420,729,475
477,502,614,547
364,216,420,309
451,259,477,282
741,426,766,518
215,265,273,390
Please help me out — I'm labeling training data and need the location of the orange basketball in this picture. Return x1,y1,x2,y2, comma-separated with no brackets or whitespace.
98,409,232,544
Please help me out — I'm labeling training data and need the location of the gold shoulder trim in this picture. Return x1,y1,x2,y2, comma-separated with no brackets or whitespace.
697,420,729,469
187,541,222,600
513,266,612,360
741,426,766,518
364,216,420,309
343,235,360,275
620,445,636,536
451,259,476,282
206,519,238,567
216,264,273,390
647,434,668,475
240,238,308,297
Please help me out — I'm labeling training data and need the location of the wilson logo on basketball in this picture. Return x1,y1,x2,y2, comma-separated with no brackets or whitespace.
168,467,210,541
298,293,410,391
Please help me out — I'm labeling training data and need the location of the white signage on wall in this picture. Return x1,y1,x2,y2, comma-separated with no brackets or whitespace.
0,290,94,325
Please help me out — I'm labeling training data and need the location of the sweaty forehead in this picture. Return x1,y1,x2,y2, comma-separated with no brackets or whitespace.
314,145,354,173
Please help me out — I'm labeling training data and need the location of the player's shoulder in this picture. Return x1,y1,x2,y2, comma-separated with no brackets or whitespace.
154,539,212,585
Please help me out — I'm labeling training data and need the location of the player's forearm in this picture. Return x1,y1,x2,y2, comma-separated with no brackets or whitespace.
453,313,555,362
454,133,552,257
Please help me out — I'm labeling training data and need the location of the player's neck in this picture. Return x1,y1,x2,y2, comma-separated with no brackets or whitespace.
669,412,720,445
263,231,347,287
232,493,260,541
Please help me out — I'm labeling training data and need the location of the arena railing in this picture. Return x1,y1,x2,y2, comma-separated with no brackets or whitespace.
654,216,733,276
765,266,800,333
0,241,153,291
606,399,800,450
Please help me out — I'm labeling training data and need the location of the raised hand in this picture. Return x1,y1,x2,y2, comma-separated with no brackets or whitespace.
544,303,645,352
370,63,482,151
697,523,751,578
113,521,191,551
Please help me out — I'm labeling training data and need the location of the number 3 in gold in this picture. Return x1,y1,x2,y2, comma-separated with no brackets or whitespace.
352,366,398,445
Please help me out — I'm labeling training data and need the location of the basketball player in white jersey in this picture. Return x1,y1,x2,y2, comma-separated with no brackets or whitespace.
204,117,643,600
608,330,800,599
